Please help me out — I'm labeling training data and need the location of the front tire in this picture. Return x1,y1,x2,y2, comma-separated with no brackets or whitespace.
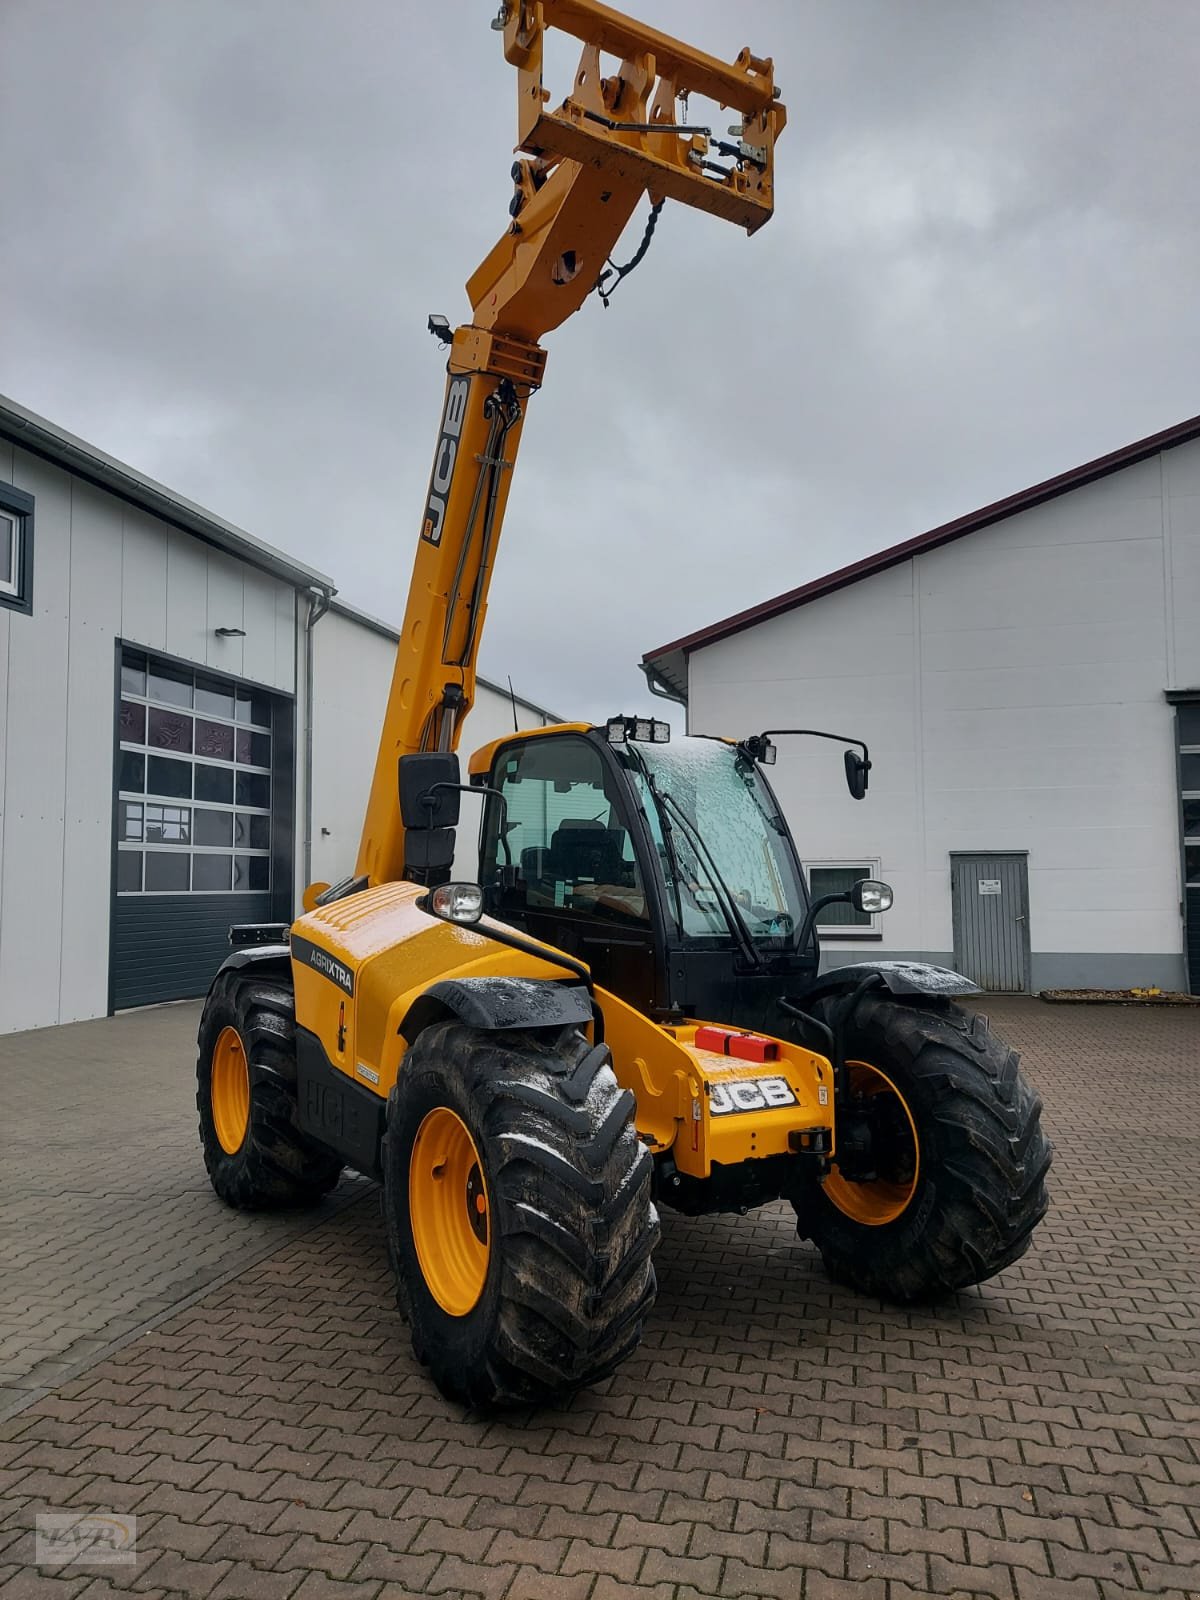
197,969,343,1209
797,997,1051,1300
383,1021,658,1409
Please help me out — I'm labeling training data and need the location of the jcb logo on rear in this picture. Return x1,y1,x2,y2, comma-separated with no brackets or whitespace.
422,376,470,545
709,1077,797,1116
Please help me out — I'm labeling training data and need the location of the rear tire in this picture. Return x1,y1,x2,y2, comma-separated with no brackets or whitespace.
797,997,1051,1300
197,968,343,1209
383,1020,659,1409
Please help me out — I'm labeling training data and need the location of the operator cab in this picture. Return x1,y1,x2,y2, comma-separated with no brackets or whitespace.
469,718,817,1025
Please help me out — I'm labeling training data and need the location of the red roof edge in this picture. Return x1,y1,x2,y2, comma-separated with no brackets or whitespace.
642,410,1200,666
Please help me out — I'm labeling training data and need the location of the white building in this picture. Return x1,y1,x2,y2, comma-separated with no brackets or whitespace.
0,395,558,1034
643,416,1200,995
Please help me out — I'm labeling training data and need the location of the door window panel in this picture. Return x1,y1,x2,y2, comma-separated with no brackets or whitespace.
120,751,145,793
116,648,273,894
236,771,270,809
194,808,234,847
192,854,233,891
147,756,192,799
148,707,193,753
148,662,192,708
145,851,190,891
195,718,235,761
195,676,236,719
116,850,143,893
195,764,234,804
486,737,648,924
119,701,146,742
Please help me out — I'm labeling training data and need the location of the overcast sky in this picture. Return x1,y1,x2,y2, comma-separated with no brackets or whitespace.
3,1,1198,721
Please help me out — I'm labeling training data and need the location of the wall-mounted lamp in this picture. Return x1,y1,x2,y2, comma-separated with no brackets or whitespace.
214,626,246,638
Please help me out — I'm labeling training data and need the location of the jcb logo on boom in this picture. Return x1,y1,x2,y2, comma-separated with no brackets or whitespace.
421,376,470,545
708,1077,797,1117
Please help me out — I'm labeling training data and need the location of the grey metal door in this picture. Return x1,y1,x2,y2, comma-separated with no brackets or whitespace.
951,853,1030,992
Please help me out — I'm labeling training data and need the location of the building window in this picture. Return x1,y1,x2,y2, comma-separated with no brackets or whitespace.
116,647,273,895
0,484,34,614
806,862,882,935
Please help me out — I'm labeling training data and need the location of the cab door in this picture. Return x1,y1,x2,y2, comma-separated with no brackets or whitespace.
481,734,663,1014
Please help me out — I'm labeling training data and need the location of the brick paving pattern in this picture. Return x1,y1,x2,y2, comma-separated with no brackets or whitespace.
1,997,1197,1598
0,1004,365,1415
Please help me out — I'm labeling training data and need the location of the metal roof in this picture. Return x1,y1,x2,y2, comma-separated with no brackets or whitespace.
642,410,1200,700
0,392,336,595
326,598,564,724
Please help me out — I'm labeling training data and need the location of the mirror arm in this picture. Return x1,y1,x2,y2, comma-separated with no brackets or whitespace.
757,728,870,763
795,891,850,955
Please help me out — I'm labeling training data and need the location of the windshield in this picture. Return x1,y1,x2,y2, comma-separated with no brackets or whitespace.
628,736,806,946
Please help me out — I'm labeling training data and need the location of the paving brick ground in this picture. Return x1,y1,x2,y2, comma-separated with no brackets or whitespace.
0,1004,365,1416
1,997,1198,1598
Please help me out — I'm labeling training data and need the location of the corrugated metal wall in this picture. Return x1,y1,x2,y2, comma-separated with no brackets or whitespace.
0,441,298,1034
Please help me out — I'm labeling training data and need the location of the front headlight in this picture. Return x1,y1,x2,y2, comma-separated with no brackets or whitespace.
429,882,484,924
853,879,893,914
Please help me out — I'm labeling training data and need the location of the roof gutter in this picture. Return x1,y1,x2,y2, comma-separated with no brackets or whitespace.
640,659,688,707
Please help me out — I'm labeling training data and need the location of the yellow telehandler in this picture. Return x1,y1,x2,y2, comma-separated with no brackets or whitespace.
197,0,1050,1408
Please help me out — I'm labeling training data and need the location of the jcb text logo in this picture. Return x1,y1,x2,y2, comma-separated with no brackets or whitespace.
708,1077,798,1117
422,376,470,545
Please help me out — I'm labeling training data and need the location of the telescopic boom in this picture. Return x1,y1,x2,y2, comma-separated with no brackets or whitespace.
354,0,786,886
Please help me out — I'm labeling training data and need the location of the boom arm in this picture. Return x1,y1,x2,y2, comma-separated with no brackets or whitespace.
354,0,786,886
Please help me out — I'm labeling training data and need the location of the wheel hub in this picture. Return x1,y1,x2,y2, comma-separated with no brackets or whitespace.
409,1107,491,1317
824,1060,920,1226
210,1026,250,1155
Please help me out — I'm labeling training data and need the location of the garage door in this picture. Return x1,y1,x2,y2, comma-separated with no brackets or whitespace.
110,646,293,1011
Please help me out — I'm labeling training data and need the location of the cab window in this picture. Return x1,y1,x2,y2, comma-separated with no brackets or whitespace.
483,737,648,925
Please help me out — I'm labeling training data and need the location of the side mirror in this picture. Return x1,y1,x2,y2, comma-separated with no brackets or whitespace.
844,749,871,799
850,878,893,913
399,752,462,829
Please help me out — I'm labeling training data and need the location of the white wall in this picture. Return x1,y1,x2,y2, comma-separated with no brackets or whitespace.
308,608,558,888
688,441,1199,983
0,444,298,1033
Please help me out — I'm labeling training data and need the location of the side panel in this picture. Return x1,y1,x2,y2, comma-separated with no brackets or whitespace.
0,453,71,1031
290,882,582,1100
59,483,123,1022
296,1026,385,1178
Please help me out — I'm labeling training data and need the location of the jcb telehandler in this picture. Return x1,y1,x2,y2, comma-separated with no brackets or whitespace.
197,0,1050,1408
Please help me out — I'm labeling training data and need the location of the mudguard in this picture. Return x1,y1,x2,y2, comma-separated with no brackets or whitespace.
400,976,594,1043
211,942,291,987
802,960,982,1003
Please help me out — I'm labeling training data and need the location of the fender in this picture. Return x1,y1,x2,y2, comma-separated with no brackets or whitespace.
210,941,291,989
802,960,982,1003
400,976,594,1044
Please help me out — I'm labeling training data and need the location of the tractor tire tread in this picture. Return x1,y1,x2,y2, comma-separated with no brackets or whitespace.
802,996,1051,1301
383,1020,658,1409
197,969,343,1211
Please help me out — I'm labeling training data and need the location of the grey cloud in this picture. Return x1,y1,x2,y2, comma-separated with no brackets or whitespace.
3,0,1197,721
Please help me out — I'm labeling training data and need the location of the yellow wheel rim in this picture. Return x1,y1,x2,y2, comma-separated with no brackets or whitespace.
825,1060,920,1226
409,1107,491,1317
211,1025,250,1155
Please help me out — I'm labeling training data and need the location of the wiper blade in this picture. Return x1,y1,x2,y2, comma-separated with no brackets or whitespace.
654,788,766,973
